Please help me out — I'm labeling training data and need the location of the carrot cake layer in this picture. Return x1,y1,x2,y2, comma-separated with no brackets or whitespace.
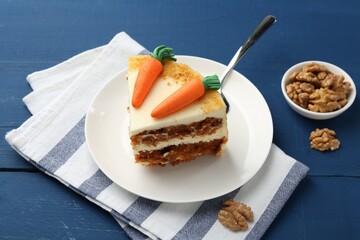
135,138,228,166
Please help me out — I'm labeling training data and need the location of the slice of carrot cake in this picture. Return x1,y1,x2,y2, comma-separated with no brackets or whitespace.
128,53,228,166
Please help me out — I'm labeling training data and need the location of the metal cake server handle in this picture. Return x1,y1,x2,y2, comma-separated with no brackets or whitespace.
220,15,276,113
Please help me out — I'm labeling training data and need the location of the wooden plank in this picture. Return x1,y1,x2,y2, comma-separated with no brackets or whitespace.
0,127,36,169
0,127,36,171
1,172,359,239
0,61,39,126
0,172,130,239
264,176,360,239
273,101,360,177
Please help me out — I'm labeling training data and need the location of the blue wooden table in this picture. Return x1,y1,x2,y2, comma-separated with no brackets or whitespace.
1,1,359,239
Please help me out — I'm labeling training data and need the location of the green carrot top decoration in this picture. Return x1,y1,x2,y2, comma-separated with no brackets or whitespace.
151,75,221,118
150,45,176,62
201,75,221,90
132,45,176,109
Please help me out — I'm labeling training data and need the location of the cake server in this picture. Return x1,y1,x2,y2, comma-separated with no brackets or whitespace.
220,15,276,113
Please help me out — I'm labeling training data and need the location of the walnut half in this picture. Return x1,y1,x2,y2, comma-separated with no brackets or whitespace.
309,128,340,151
217,199,254,232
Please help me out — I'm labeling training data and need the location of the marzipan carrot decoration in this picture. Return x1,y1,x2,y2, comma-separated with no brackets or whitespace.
132,45,176,108
151,75,221,118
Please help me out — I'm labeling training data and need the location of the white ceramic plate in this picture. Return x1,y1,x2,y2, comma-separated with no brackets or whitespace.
85,56,273,203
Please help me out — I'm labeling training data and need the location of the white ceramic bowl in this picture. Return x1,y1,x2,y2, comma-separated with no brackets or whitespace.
281,60,356,120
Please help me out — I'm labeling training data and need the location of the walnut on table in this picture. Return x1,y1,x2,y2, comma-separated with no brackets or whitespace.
286,62,351,113
309,128,340,151
217,199,254,232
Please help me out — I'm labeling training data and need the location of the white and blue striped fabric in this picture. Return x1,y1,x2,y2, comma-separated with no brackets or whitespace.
6,32,309,240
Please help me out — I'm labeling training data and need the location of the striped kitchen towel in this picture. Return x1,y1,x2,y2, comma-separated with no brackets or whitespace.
5,32,309,240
